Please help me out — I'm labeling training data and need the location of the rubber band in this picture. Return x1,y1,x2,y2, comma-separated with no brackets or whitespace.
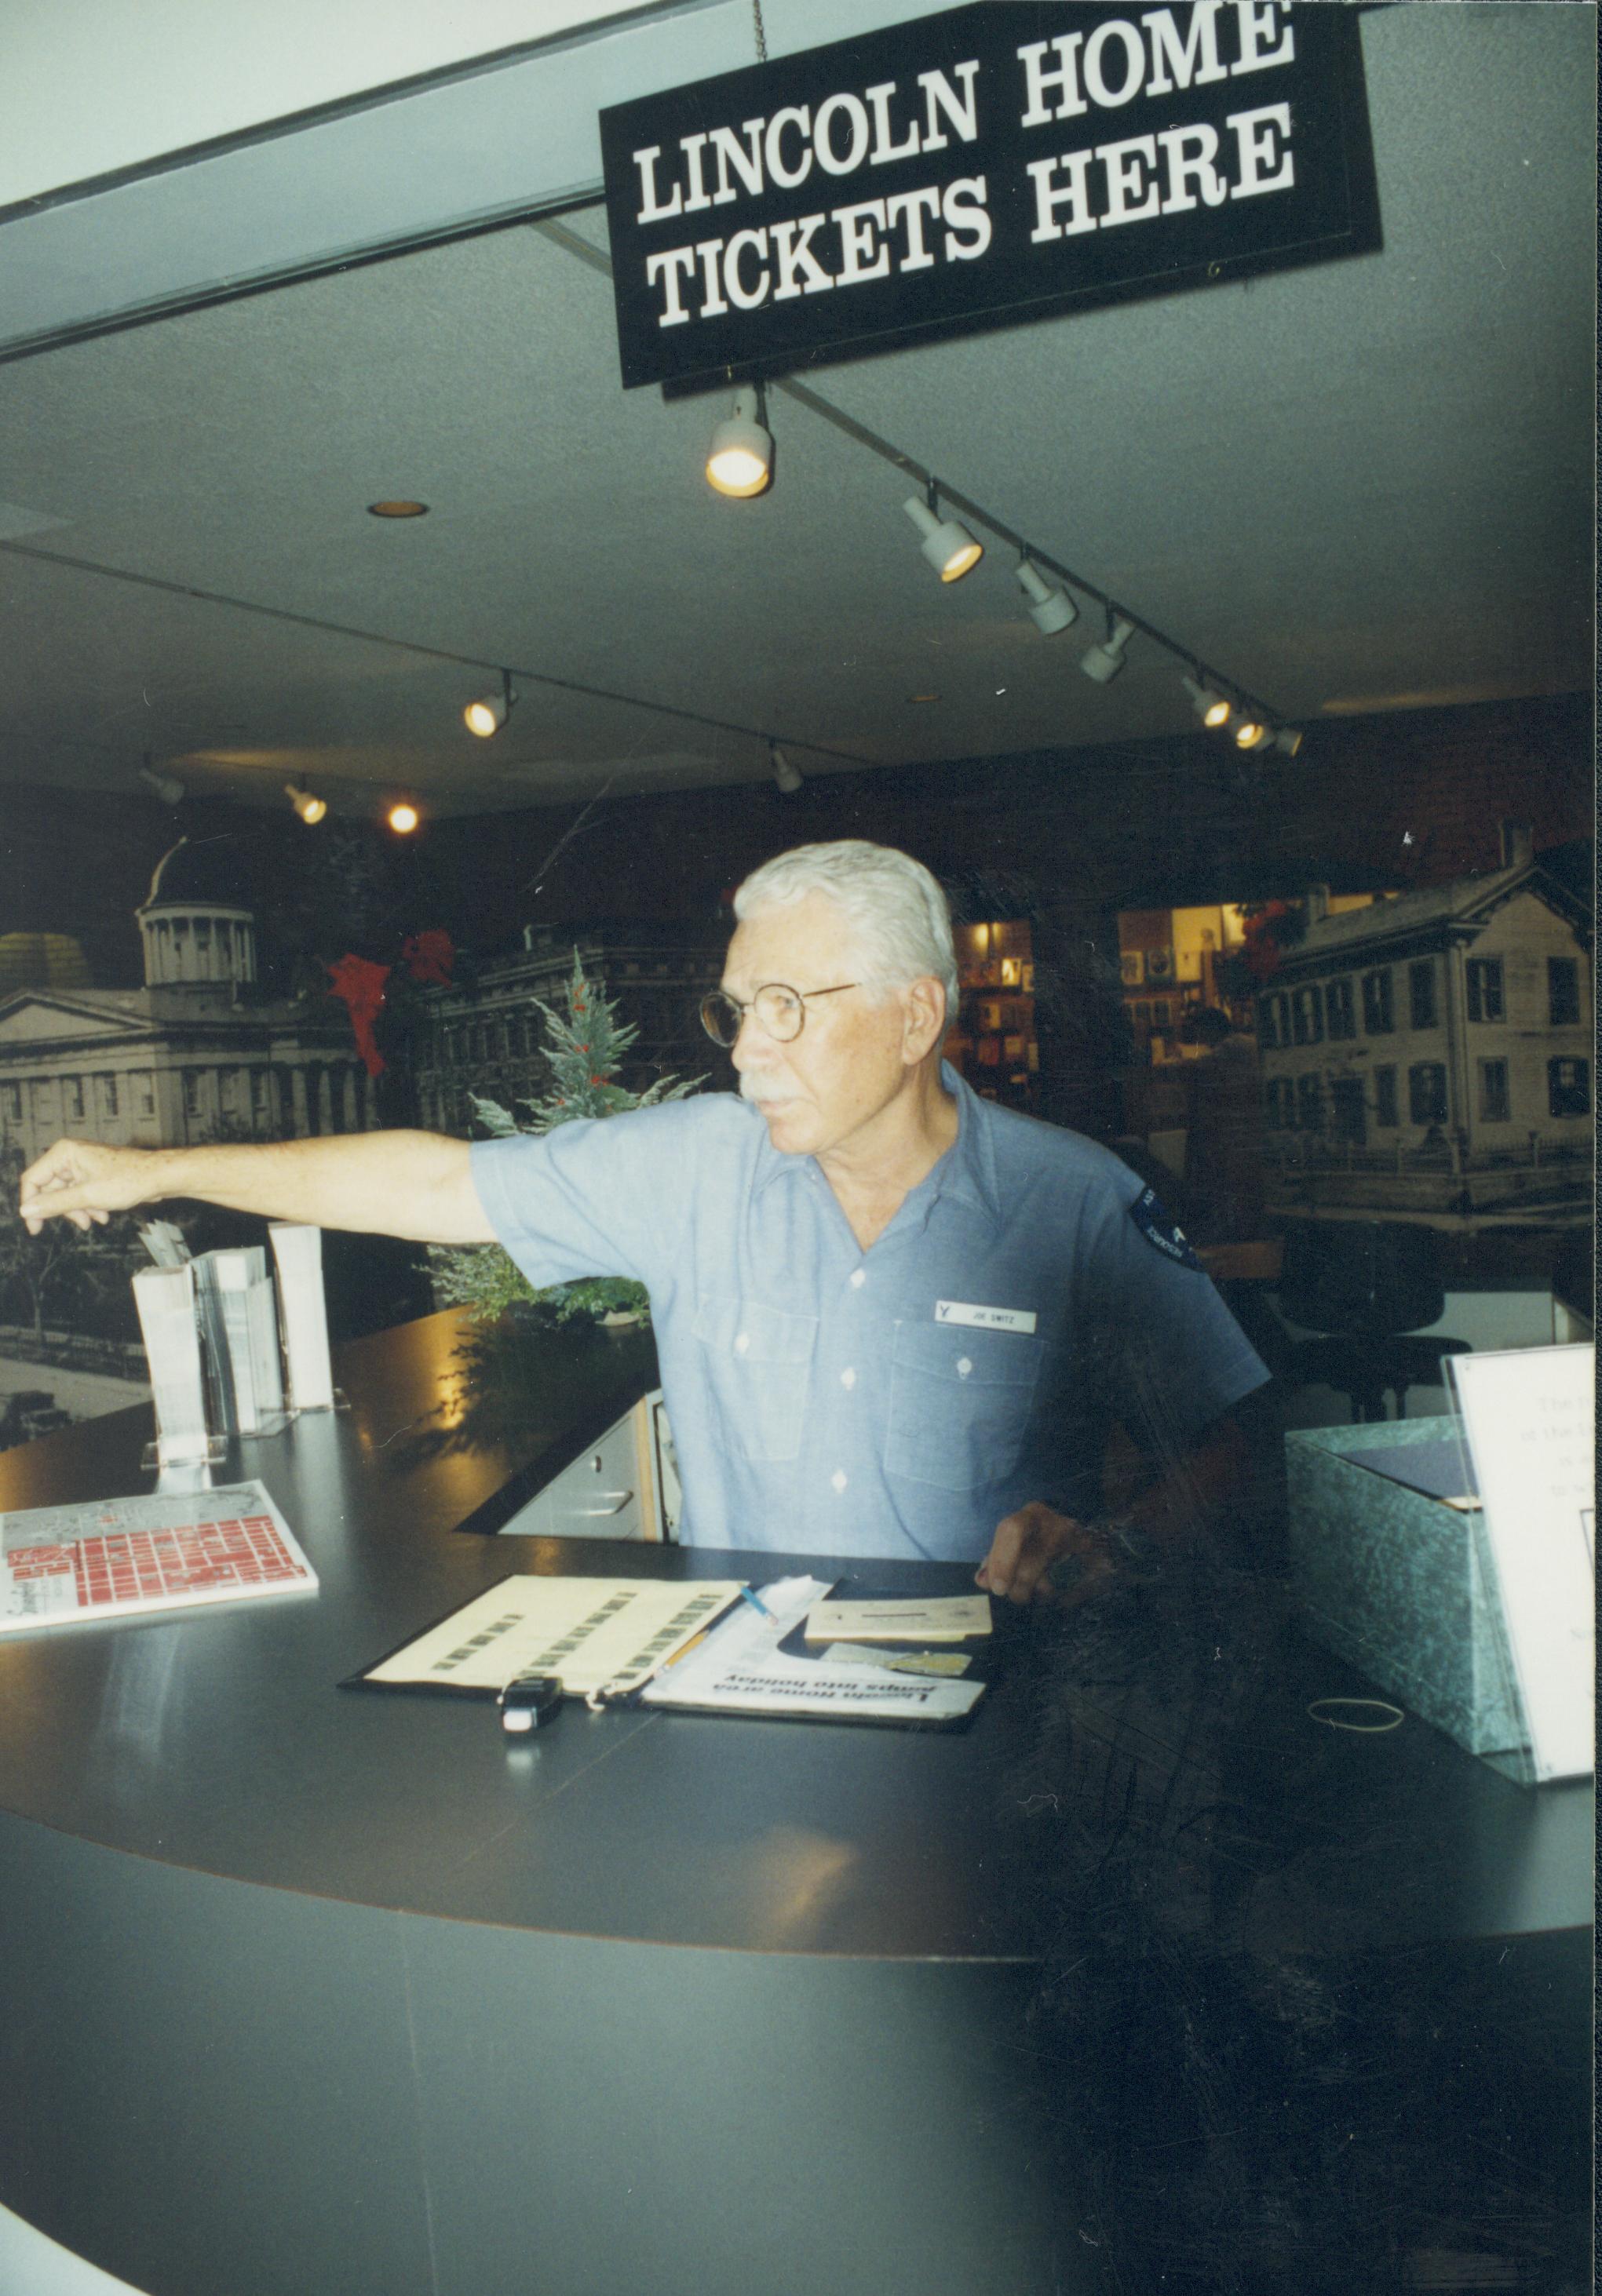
1306,1696,1405,1733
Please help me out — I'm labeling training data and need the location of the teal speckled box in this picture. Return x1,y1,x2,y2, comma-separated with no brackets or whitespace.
1285,1417,1527,1763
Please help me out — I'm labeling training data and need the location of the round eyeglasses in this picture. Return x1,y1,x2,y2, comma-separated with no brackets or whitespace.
699,981,859,1048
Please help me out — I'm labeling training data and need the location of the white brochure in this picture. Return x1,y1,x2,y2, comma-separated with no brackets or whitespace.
1448,1344,1594,1784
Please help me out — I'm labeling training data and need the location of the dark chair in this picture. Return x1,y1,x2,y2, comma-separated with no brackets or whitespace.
1274,1221,1471,1422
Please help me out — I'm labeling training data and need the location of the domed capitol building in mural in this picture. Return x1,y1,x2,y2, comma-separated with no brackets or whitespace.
0,839,378,1165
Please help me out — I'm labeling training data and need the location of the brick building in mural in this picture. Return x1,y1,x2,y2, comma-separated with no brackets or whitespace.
1257,829,1592,1226
0,840,377,1165
405,922,725,1133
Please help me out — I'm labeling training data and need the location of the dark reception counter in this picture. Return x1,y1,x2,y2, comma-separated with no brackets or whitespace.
0,1312,1589,2296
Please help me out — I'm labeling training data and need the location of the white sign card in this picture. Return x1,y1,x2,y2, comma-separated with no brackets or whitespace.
1447,1345,1594,1784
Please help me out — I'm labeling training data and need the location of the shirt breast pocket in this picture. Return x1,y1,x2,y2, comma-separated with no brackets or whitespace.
885,1321,1042,1492
692,1294,819,1463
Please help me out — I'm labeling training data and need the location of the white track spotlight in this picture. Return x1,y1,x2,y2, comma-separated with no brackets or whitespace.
1181,673,1232,729
138,761,186,805
286,782,328,824
1079,610,1136,683
903,483,983,583
769,742,804,794
706,385,773,499
464,670,516,739
1233,716,1275,751
1015,556,1077,635
1275,727,1305,757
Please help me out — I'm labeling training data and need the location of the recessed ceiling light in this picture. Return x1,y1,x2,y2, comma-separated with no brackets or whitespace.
367,500,429,519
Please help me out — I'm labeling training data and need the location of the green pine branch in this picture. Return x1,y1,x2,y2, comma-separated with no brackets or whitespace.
430,953,702,1325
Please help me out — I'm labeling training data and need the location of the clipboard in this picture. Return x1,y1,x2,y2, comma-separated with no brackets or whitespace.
341,1573,745,1704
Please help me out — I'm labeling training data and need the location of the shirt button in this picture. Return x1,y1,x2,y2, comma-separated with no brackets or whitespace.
957,1357,973,1379
840,1368,856,1390
849,1270,866,1289
734,1332,750,1354
830,1470,848,1493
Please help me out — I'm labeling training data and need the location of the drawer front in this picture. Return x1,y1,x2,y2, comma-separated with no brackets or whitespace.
498,1410,643,1540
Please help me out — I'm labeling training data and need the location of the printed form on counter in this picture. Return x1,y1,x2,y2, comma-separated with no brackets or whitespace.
644,1579,987,1727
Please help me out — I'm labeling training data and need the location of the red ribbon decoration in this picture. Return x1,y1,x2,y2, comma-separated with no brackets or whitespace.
325,954,392,1077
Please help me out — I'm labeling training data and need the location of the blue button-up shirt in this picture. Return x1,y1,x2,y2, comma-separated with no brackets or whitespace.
471,1068,1268,1562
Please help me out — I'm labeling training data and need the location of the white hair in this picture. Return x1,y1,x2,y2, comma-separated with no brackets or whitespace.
733,840,958,1018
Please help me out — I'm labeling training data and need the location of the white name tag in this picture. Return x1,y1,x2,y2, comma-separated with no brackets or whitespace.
933,1299,1038,1335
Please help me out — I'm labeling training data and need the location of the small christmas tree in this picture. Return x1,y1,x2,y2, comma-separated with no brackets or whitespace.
430,953,701,1324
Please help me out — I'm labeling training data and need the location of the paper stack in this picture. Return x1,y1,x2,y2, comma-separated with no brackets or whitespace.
201,1246,285,1433
268,1223,335,1411
132,1263,214,1467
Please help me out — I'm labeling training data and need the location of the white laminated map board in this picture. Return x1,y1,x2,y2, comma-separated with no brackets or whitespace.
0,1480,316,1634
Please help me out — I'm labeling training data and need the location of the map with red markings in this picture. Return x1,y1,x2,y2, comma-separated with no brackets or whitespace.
1,1481,316,1632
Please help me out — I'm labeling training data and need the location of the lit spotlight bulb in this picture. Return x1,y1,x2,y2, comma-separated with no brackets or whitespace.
1079,615,1136,684
706,388,773,498
464,677,515,738
388,801,421,834
286,782,327,824
1233,717,1274,751
1181,675,1232,728
1016,559,1077,635
903,494,983,583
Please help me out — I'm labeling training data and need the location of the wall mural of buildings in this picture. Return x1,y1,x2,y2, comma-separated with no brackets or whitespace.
0,839,381,1434
1257,829,1591,1227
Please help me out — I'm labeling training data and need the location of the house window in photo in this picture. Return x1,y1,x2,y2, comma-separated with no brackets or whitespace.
1465,957,1504,1022
1373,1067,1399,1128
1408,1062,1448,1125
1408,960,1438,1029
1548,1059,1590,1118
1295,1073,1324,1132
1548,957,1580,1026
1361,969,1393,1033
1479,1059,1511,1122
1291,985,1324,1046
1325,977,1356,1040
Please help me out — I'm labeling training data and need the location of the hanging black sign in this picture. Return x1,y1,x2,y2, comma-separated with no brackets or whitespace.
599,2,1379,393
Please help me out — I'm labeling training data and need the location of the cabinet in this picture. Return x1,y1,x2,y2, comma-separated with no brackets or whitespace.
496,1390,675,1541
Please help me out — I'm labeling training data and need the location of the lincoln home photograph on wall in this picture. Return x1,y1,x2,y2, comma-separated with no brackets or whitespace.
0,9,1592,2296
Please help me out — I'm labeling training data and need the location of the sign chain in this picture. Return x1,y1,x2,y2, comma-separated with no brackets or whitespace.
751,0,767,64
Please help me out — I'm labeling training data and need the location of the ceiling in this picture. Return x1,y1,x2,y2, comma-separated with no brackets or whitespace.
0,3,1592,824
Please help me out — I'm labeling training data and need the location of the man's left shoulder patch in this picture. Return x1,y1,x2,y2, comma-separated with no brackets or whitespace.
1128,1187,1203,1271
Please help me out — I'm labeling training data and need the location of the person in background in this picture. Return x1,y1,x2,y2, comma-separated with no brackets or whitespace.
20,842,1268,1604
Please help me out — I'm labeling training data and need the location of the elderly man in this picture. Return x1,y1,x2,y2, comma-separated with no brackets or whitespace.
19,840,1267,1601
